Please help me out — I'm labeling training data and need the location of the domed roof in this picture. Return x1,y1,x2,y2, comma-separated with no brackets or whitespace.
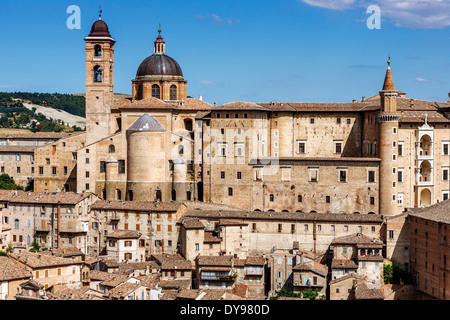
126,114,166,133
88,19,111,37
136,54,183,78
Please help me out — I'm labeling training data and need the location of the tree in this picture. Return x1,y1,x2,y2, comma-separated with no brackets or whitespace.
0,174,24,190
6,242,13,254
29,238,40,253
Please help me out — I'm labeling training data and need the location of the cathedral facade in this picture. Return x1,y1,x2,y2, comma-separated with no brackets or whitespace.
37,16,450,217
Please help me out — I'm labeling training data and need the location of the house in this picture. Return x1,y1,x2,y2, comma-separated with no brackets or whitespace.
0,256,33,300
330,233,384,288
8,251,85,291
105,229,145,262
292,261,328,298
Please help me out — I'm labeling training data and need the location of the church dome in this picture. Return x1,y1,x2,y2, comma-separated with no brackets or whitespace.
136,54,183,78
135,28,183,79
88,19,112,37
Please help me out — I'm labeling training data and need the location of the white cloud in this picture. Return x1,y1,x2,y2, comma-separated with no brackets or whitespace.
415,77,429,82
299,0,450,28
195,13,240,26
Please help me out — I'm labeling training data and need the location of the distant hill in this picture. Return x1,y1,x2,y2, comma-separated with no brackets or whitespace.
74,93,132,100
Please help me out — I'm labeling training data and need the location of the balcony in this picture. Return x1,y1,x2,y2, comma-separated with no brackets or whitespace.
200,269,236,281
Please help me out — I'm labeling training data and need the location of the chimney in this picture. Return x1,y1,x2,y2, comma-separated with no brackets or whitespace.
362,96,366,102
199,95,203,101
214,102,217,107
352,100,356,103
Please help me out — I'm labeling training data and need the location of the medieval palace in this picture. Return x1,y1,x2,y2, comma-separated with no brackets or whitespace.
0,15,449,301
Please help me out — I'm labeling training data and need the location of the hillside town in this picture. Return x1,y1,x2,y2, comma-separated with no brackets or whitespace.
0,13,449,301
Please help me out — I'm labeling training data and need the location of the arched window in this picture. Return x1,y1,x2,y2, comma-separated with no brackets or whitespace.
138,85,143,100
178,145,184,155
170,85,177,100
94,45,102,57
94,66,102,83
14,219,19,229
156,190,162,202
152,84,161,99
109,145,115,153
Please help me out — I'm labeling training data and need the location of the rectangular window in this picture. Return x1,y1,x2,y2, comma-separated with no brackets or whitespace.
237,172,242,180
281,167,291,182
389,230,394,239
335,142,342,154
298,141,306,154
443,143,449,155
118,160,125,174
398,168,404,182
339,169,347,182
368,171,375,183
309,168,319,182
221,172,225,179
398,142,404,156
100,161,106,173
443,168,449,181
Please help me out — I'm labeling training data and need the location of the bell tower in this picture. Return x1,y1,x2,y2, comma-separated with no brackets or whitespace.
377,57,401,216
84,11,115,145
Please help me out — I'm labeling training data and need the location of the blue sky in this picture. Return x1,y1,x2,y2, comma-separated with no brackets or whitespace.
0,0,449,105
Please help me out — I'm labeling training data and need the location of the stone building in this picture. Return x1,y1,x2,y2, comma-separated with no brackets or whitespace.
89,200,186,258
0,190,19,252
0,132,75,188
9,251,85,291
105,230,145,263
292,260,328,297
8,192,98,253
33,132,86,193
329,233,384,289
0,256,33,300
408,200,450,300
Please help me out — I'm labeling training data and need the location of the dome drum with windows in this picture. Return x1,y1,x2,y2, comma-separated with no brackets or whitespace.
132,28,187,102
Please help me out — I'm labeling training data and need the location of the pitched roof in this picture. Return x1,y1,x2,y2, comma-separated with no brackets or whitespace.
0,145,37,153
407,200,450,224
0,190,21,202
197,255,234,267
354,284,384,300
179,218,205,229
10,192,94,205
106,230,141,239
104,282,142,299
331,259,359,269
331,233,384,248
245,256,266,266
213,101,271,111
9,251,83,269
0,256,32,281
185,210,383,223
292,261,328,277
114,97,176,110
126,114,166,133
151,254,193,270
92,200,182,212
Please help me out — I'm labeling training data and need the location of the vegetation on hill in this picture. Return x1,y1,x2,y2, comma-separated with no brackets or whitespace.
270,288,325,300
0,95,83,132
0,92,85,117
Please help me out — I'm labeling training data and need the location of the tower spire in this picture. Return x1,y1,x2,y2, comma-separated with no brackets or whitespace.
382,55,395,91
154,25,166,54
99,6,102,20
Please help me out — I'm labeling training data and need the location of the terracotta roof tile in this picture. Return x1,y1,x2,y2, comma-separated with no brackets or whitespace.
0,256,32,281
106,230,141,239
407,200,450,224
92,200,182,212
10,192,94,205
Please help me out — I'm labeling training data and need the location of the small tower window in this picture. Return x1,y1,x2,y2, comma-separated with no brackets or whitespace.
152,84,161,99
94,45,102,58
94,66,102,83
109,145,115,153
170,85,177,100
138,85,143,100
